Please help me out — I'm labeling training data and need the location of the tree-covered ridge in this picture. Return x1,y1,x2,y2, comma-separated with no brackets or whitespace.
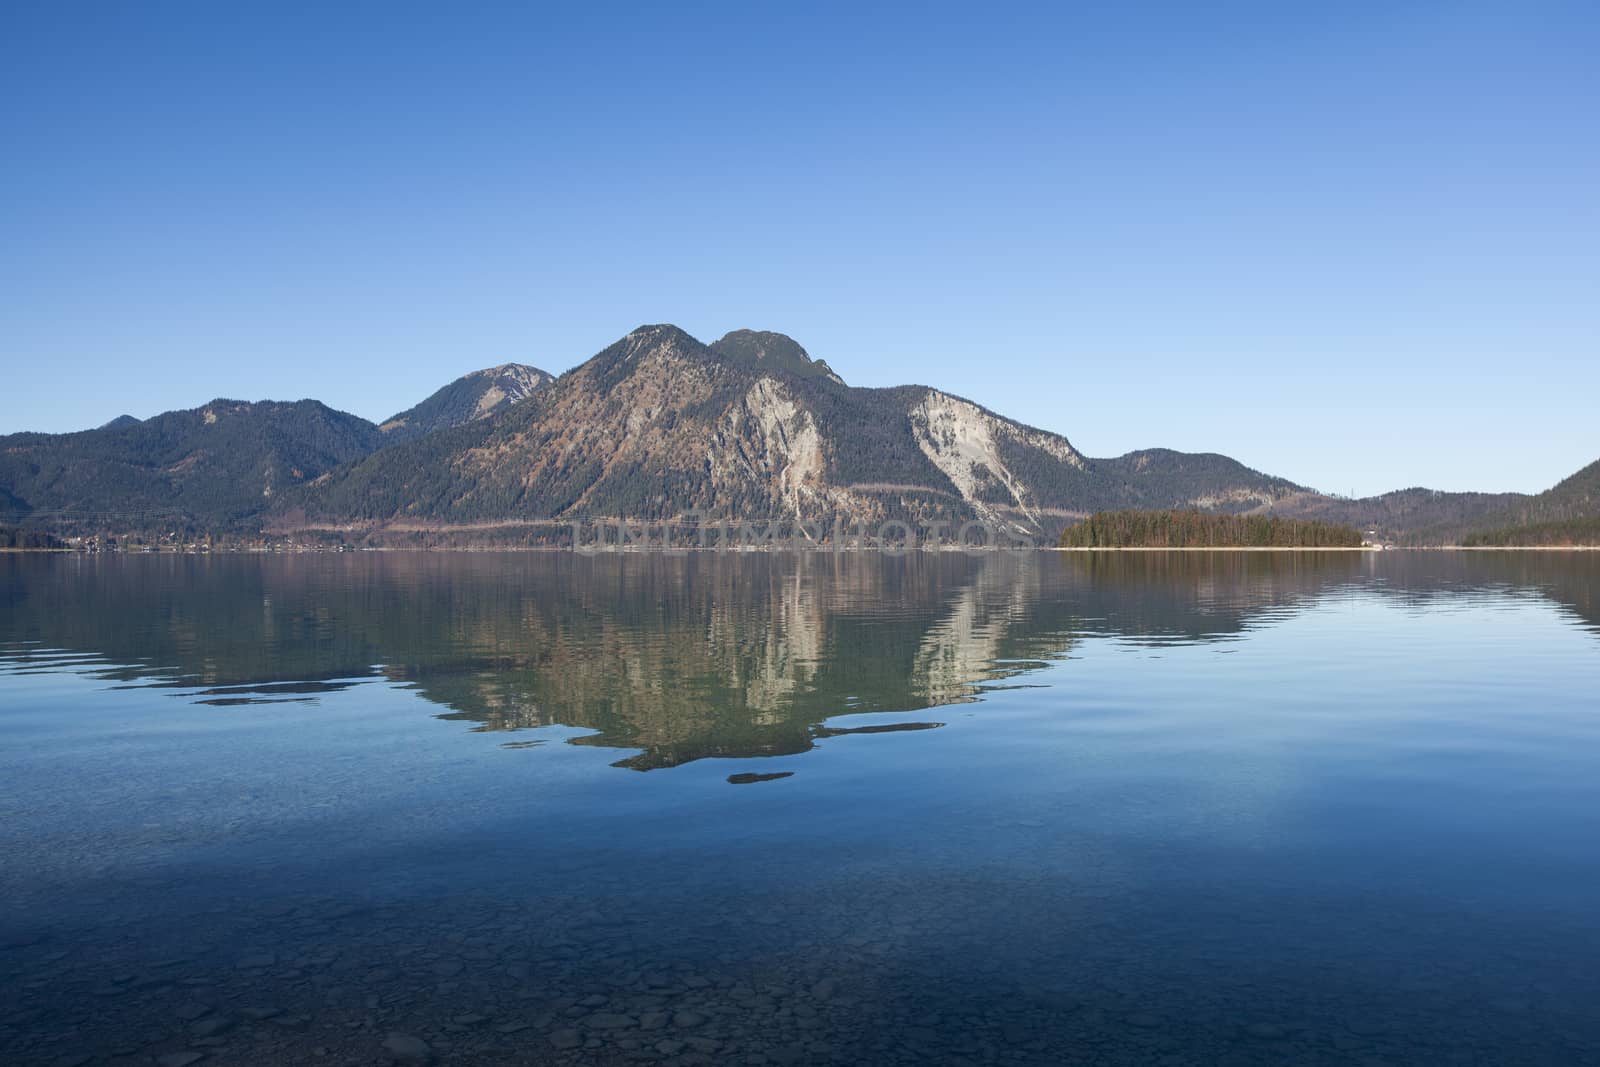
1463,516,1600,547
1267,486,1530,546
0,400,384,534
1448,458,1600,544
1098,449,1303,509
1265,458,1600,546
1061,509,1363,548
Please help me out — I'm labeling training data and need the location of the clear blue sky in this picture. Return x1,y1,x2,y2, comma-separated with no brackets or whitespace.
3,2,1596,496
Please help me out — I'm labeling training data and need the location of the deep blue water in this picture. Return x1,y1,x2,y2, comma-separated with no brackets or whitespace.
2,550,1598,1066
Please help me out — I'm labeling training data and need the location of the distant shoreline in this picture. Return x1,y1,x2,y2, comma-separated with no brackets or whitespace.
1052,545,1600,552
1411,545,1600,552
1051,546,1375,552
6,544,1600,555
1053,546,1600,552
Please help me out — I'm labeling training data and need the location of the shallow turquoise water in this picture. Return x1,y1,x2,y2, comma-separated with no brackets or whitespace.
2,551,1598,1065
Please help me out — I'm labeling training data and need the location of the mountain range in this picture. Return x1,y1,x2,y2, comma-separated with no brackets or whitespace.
1,324,1593,545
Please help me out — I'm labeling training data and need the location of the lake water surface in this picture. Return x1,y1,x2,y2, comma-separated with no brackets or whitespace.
2,551,1599,1066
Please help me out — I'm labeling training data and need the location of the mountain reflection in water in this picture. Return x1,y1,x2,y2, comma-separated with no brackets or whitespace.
3,550,1596,773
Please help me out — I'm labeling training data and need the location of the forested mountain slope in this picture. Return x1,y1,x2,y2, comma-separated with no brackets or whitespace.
0,400,384,533
1456,459,1600,545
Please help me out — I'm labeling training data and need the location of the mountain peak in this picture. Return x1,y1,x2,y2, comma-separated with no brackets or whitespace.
626,323,699,345
603,324,705,364
709,330,845,384
379,363,553,441
469,362,544,380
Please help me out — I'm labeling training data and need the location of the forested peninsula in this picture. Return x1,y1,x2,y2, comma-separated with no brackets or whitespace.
1059,510,1364,549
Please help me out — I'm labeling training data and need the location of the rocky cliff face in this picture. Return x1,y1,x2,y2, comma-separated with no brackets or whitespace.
908,391,1089,528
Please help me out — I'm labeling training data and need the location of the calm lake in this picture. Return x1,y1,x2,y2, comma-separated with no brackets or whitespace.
2,551,1599,1066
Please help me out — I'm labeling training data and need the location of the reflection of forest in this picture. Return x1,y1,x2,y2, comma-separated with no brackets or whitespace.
3,551,1595,769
